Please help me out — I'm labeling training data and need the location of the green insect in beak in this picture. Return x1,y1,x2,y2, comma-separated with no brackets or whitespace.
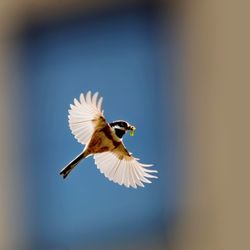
130,126,136,136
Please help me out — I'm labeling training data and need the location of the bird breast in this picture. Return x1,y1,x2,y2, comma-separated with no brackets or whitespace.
87,125,121,154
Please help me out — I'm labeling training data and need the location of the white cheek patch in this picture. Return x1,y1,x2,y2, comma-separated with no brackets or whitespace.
113,125,126,131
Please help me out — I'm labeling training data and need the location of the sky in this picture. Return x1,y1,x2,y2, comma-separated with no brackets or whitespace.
20,5,179,249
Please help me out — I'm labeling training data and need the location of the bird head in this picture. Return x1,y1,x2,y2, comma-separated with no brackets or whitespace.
109,120,136,139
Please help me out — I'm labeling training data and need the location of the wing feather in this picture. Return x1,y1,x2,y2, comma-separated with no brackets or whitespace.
128,161,137,188
97,97,103,111
68,91,106,145
93,143,158,188
92,92,98,106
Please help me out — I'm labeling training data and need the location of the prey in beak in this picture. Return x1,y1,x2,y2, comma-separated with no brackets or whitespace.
128,125,136,136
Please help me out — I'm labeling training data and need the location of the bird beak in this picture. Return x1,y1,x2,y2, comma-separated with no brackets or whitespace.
129,125,136,136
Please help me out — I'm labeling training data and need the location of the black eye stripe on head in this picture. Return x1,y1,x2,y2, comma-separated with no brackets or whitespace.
110,120,128,129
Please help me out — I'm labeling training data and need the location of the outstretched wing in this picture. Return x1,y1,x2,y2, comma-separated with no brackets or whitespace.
68,91,106,145
93,143,158,188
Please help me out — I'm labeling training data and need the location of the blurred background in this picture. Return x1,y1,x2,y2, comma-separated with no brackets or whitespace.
0,0,249,250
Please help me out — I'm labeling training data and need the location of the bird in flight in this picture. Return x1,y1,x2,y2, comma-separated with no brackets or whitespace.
60,91,157,188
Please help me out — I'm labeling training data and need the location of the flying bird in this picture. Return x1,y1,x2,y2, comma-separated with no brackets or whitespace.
60,91,157,188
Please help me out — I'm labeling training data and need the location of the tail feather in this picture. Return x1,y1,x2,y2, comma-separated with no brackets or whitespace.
60,151,86,179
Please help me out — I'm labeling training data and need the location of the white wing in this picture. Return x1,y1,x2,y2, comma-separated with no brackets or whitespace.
93,144,158,188
68,91,106,145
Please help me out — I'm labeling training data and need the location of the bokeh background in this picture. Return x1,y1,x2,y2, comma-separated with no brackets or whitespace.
0,0,249,250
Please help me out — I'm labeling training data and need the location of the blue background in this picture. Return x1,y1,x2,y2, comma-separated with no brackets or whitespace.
21,5,178,249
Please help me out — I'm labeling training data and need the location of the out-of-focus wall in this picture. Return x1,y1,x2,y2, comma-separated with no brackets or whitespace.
0,2,24,249
177,1,250,250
